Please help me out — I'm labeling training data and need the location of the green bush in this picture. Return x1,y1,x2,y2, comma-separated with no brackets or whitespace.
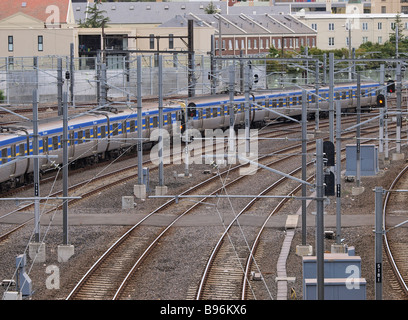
0,90,4,103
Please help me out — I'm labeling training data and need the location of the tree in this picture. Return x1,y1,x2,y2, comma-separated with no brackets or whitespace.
78,3,110,28
204,2,220,14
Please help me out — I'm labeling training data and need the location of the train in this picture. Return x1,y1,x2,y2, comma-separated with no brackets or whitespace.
0,82,380,192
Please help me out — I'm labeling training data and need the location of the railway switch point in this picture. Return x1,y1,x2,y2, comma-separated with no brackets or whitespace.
134,184,146,199
58,244,75,262
28,242,46,263
155,185,168,196
296,245,313,257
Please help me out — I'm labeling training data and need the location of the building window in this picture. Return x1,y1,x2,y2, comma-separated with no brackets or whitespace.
241,39,245,49
329,37,334,46
311,23,317,30
260,39,263,49
8,36,13,52
378,22,382,30
266,38,269,49
329,23,334,31
38,35,43,51
378,36,383,44
402,6,408,14
169,34,174,49
248,39,251,49
362,22,368,30
228,40,232,50
362,36,368,43
149,34,154,49
391,22,396,30
254,39,257,49
381,6,386,13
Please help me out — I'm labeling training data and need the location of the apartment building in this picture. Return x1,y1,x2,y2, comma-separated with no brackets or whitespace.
296,11,408,50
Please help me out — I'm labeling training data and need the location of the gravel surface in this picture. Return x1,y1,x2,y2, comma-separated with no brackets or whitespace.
1,116,408,301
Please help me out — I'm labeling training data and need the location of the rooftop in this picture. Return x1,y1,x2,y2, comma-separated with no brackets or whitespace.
0,0,72,23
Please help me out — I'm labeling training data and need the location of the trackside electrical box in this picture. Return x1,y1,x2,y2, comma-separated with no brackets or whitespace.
304,278,366,300
345,144,379,177
302,253,366,300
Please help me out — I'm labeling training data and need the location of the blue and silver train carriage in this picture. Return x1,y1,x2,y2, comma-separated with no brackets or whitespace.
0,82,379,192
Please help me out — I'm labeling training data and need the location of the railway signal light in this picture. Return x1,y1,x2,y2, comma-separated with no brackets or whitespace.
376,94,385,108
323,141,335,196
387,80,395,93
187,102,197,118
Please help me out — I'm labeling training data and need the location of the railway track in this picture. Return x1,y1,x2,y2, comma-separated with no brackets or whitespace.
65,134,317,300
383,164,408,298
0,121,313,243
65,112,385,300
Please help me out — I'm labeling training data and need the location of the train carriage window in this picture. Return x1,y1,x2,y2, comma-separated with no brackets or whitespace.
100,126,106,138
69,131,74,146
1,148,7,163
206,108,212,118
298,95,302,105
52,136,59,150
335,92,340,100
264,100,269,108
152,116,158,128
272,100,277,108
286,97,290,107
19,143,25,156
85,129,91,141
112,123,119,136
130,120,135,132
311,95,316,103
43,137,49,153
279,99,283,108
77,131,83,144
342,91,347,99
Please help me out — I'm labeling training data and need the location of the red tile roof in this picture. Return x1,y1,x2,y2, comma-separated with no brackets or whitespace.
0,0,71,23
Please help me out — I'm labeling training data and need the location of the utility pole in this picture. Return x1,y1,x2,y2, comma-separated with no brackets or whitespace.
396,62,402,155
70,43,75,107
33,90,40,243
158,55,164,187
228,65,235,164
57,58,63,116
316,139,325,300
301,90,307,245
188,19,195,98
375,186,383,300
62,92,69,245
329,53,334,143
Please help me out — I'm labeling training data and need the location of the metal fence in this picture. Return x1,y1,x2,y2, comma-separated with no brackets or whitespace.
0,53,271,106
